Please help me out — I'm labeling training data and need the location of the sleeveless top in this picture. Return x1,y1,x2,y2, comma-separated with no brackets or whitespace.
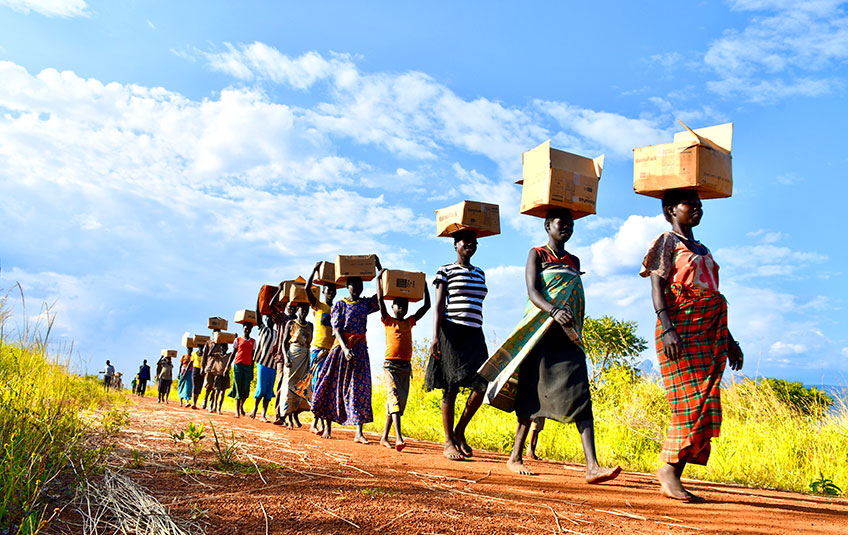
534,245,579,270
288,320,314,348
233,336,256,366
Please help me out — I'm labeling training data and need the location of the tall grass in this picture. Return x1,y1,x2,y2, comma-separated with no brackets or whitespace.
0,291,122,534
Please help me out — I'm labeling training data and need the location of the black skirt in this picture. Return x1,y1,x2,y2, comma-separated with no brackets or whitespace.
425,319,488,391
514,322,593,424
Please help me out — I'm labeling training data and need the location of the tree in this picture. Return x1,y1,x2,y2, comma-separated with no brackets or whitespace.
582,315,648,390
760,378,833,417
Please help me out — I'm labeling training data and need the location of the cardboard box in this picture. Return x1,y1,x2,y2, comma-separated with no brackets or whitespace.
314,261,340,287
519,140,604,219
380,269,426,302
435,200,500,238
234,309,257,325
335,255,377,283
258,284,278,315
633,122,733,199
207,317,228,331
277,280,295,304
212,331,236,345
161,349,177,358
194,334,210,345
289,281,320,304
181,334,196,348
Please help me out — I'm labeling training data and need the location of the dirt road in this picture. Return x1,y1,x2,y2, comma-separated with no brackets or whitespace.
71,397,848,534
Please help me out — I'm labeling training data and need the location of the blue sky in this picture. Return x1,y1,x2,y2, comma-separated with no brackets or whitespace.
0,0,845,385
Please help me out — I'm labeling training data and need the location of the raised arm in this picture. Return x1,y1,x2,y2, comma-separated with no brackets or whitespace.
256,293,266,328
413,283,431,322
376,268,389,320
306,262,320,308
373,254,383,272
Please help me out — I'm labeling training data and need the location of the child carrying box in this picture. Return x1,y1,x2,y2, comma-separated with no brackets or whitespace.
375,269,431,451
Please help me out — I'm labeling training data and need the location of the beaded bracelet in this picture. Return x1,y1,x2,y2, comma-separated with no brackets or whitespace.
549,307,561,318
661,326,677,337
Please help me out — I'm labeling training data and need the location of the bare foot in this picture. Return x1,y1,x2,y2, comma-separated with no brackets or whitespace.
527,450,539,460
656,465,705,502
395,441,406,452
586,465,622,484
273,418,284,426
507,458,534,475
443,442,464,461
454,434,473,458
379,437,393,449
321,429,332,439
314,428,323,435
354,434,370,445
261,416,269,423
250,413,256,420
233,413,240,419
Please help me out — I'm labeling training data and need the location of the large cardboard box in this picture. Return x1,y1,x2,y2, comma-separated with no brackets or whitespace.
207,317,228,331
335,255,377,283
194,334,210,345
212,331,236,345
380,269,426,302
161,349,177,358
633,122,733,199
435,200,500,238
519,141,603,219
181,333,196,348
289,280,321,304
234,309,257,325
258,284,277,315
314,261,339,287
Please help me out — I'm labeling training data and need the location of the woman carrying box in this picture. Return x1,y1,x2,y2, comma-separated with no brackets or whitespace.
478,208,620,482
426,230,489,460
281,303,314,428
641,189,743,502
177,347,194,407
312,256,383,442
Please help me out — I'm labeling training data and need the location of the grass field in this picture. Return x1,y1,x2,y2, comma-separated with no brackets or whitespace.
147,355,848,497
0,314,124,534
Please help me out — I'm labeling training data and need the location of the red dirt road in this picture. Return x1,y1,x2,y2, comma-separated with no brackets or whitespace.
77,397,848,535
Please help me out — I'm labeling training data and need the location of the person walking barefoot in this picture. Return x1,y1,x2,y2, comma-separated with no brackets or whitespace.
425,231,489,460
376,270,431,452
479,208,620,482
641,189,743,502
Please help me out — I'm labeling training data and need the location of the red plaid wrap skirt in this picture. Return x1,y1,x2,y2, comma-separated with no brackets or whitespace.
656,283,728,465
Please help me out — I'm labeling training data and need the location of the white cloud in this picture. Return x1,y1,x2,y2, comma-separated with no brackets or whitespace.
0,0,87,17
770,341,808,356
539,101,670,158
714,243,827,279
704,1,848,102
576,215,668,277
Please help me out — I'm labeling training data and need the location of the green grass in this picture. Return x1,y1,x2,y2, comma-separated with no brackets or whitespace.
0,328,124,533
143,358,848,497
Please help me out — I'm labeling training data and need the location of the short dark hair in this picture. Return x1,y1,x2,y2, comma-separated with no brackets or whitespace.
452,229,477,243
346,276,363,286
661,189,700,222
544,207,573,230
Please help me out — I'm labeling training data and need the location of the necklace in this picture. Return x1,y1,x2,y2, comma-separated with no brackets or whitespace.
545,244,567,259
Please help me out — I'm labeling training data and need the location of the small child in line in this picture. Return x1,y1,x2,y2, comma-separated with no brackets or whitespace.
376,269,431,451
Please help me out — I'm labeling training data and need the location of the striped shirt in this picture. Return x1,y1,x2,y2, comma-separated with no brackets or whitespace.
434,263,487,328
254,324,276,369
